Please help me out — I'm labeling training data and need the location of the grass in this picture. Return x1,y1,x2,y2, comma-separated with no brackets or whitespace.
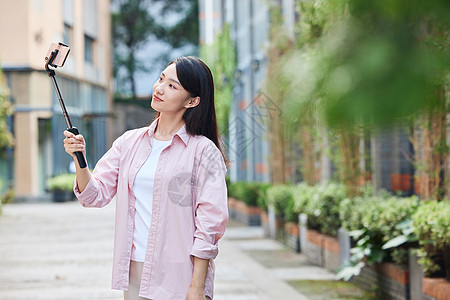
288,280,379,300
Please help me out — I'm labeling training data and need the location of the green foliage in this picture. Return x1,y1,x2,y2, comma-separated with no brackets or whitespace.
227,180,271,208
304,182,347,236
412,200,450,276
338,195,420,280
200,24,236,136
0,64,13,215
284,0,450,128
47,173,76,192
266,185,294,219
413,201,450,246
291,182,347,235
292,182,315,215
382,220,418,250
0,65,13,155
341,196,419,243
157,0,199,49
256,183,272,212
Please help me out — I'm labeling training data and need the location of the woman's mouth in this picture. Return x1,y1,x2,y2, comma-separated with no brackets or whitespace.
153,95,163,102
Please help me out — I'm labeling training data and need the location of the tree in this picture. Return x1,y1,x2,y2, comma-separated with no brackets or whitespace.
200,23,236,137
112,0,159,98
0,64,14,213
0,65,13,154
112,0,199,98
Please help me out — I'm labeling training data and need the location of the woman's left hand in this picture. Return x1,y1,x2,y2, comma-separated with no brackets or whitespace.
185,286,206,300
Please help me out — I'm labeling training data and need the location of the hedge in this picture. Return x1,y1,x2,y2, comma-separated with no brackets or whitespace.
340,195,420,265
227,180,272,208
412,200,450,277
303,183,347,236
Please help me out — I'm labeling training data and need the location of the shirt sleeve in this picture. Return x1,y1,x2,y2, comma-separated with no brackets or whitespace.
190,143,229,260
74,135,122,208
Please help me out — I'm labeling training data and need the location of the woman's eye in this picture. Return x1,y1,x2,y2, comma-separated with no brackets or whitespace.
159,77,163,82
169,84,176,89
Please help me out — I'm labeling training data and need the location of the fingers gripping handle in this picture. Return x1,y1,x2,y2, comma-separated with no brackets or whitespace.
67,127,87,169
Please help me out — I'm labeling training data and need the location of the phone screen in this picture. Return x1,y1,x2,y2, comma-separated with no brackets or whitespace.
45,42,70,68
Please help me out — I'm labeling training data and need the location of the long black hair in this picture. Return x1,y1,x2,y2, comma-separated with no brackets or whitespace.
156,56,227,164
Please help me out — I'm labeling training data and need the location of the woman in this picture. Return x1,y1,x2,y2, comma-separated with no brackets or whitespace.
63,56,228,300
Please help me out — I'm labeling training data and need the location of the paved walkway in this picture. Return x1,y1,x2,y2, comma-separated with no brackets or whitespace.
0,202,335,300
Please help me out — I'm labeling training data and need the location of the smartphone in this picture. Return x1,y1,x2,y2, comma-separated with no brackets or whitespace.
45,42,70,68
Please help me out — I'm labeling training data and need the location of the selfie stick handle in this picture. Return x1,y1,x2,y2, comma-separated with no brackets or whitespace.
45,52,87,169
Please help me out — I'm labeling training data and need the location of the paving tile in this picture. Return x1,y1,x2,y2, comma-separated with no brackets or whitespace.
271,267,337,281
0,202,310,300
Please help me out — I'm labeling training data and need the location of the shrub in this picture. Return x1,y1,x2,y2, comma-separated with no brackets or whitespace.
341,195,419,246
256,182,272,212
338,195,420,280
266,185,294,220
412,200,450,277
227,180,271,208
303,182,347,236
292,182,314,215
47,173,76,192
241,182,262,207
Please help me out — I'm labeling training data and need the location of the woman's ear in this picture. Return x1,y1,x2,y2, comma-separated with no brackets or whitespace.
185,96,200,108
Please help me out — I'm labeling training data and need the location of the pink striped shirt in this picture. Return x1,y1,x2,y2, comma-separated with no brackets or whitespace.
74,118,228,299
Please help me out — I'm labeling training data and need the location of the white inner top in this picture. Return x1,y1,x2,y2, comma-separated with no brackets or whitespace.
131,137,172,262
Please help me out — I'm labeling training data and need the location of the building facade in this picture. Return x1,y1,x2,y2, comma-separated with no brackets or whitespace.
200,0,275,183
199,0,422,195
0,0,112,201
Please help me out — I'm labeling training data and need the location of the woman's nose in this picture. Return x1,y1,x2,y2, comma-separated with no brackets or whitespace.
155,84,164,94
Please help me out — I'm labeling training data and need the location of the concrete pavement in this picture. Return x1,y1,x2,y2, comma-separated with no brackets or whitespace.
0,201,335,300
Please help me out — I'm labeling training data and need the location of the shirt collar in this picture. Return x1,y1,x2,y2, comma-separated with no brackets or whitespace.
147,117,190,146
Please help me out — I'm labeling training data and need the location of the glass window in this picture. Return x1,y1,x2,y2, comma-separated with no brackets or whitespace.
63,24,72,46
84,35,94,64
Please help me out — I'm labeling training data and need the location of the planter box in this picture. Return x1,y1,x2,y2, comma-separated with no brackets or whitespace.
228,197,238,219
52,191,76,202
338,228,351,267
303,229,340,271
353,262,410,300
409,251,425,300
228,197,262,226
323,234,340,272
260,210,270,237
422,278,450,300
299,213,307,253
275,215,286,243
304,229,325,266
284,222,300,253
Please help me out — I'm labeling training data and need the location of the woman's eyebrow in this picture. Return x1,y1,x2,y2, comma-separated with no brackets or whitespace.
160,72,181,86
168,77,181,86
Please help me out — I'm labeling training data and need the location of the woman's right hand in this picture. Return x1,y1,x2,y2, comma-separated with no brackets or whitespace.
63,130,91,193
63,130,86,159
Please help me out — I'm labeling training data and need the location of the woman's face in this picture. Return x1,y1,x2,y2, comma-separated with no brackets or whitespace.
151,63,196,114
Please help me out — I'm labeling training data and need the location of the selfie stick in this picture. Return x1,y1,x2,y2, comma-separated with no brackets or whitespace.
45,46,87,169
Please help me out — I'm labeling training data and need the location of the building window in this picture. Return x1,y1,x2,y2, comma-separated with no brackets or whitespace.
84,35,94,64
63,24,72,46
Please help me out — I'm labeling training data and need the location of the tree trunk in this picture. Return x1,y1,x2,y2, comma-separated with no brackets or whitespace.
411,87,447,201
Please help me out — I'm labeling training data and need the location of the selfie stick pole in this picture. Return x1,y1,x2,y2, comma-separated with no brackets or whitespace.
45,50,87,169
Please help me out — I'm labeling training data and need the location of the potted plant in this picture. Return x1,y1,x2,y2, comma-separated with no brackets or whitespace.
47,173,76,202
